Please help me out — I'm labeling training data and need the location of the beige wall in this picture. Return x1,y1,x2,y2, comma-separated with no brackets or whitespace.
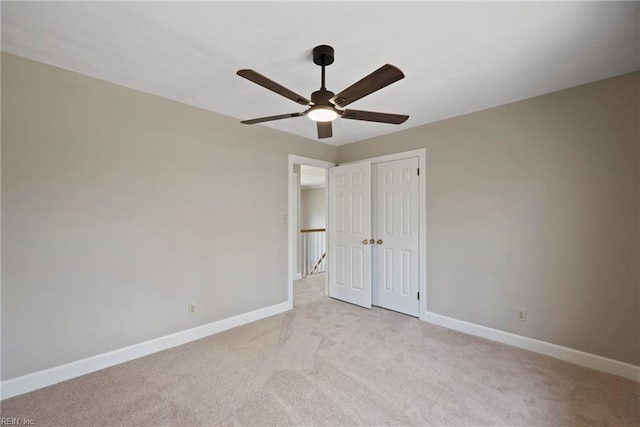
1,53,336,380
3,50,638,382
339,72,640,366
300,188,326,230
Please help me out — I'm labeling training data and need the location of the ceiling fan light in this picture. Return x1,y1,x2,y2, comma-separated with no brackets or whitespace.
308,107,339,122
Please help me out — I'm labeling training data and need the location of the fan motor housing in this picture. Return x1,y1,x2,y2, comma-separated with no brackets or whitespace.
313,45,334,66
311,89,335,106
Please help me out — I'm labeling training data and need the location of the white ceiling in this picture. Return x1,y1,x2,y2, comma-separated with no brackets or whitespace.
2,2,638,146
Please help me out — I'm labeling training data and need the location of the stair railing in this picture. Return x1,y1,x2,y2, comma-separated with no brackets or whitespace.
300,228,326,277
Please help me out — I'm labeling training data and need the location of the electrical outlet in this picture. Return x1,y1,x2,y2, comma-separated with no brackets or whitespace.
515,307,526,322
188,304,195,315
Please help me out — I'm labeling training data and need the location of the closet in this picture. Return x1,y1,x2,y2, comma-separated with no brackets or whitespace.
328,156,420,317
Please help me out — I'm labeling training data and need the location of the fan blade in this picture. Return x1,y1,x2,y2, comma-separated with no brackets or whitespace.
237,70,310,106
341,109,409,124
241,112,304,125
330,64,404,108
317,121,333,139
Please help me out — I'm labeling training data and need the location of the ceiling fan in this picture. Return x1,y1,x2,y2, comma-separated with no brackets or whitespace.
237,45,409,139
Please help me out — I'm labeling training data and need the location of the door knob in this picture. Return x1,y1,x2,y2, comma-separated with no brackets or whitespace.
377,239,383,245
362,239,369,245
369,239,375,244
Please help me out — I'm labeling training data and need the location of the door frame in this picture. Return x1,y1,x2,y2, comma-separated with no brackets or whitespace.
340,148,427,321
287,154,335,308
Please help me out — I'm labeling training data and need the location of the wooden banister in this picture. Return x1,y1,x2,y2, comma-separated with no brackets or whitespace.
310,252,326,275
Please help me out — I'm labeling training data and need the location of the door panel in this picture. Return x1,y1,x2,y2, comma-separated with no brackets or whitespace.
329,162,372,308
376,157,419,316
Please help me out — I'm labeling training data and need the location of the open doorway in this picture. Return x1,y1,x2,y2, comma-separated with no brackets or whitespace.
299,165,327,276
295,165,328,305
287,155,333,308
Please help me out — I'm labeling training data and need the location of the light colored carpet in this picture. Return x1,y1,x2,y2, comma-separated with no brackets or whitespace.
2,272,638,426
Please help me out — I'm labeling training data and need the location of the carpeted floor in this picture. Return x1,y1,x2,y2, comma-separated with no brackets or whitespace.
1,273,638,426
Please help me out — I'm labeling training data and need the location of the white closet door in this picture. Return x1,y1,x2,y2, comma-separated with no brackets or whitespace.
376,157,419,316
328,161,372,308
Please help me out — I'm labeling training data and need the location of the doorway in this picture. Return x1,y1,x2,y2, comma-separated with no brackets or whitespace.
299,165,328,278
287,155,334,308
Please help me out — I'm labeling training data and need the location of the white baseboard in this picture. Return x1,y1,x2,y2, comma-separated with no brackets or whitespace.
424,311,640,382
1,301,290,400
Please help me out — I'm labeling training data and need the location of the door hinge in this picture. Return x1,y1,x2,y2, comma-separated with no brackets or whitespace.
417,168,420,176
417,291,420,300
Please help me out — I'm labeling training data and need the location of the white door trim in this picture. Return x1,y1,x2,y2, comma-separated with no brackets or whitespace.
291,171,302,280
288,154,334,307
339,148,427,320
